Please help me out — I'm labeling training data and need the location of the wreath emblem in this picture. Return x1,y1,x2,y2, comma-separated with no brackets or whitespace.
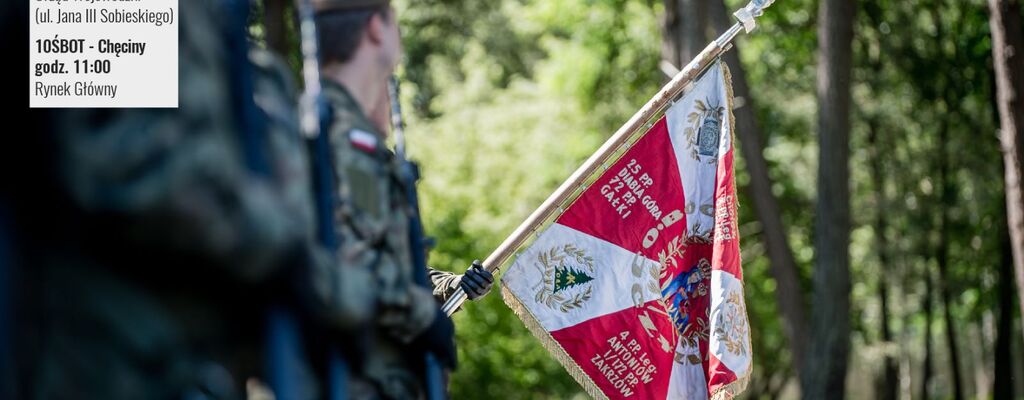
714,291,750,356
533,244,596,313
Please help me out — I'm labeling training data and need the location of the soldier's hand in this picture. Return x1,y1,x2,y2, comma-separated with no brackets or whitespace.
459,260,493,300
412,309,457,369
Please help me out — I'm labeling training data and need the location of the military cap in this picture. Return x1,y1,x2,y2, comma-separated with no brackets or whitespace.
313,0,390,12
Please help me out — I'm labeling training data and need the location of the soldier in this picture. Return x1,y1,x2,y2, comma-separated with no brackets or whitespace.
11,0,373,398
250,42,381,399
313,0,494,397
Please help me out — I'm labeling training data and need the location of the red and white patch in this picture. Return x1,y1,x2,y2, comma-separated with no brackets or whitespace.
349,129,379,153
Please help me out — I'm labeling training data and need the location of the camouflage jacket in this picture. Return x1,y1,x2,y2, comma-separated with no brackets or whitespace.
250,48,374,332
323,80,461,398
428,267,462,305
323,80,440,335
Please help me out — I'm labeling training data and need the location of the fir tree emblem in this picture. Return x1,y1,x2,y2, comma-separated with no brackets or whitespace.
553,265,594,293
533,244,596,312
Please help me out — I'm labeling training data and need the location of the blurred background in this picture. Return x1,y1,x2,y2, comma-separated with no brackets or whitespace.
249,0,1022,398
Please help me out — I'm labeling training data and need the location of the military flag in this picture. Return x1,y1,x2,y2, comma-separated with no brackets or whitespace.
501,61,751,400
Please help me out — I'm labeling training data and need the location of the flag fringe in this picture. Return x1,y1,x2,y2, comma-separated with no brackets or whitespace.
709,371,750,400
720,61,740,210
500,283,610,400
709,60,753,400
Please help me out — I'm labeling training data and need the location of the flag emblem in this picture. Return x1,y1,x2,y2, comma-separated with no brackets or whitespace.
535,244,596,313
697,109,722,157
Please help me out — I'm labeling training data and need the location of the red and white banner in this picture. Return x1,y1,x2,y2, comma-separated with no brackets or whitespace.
501,61,751,400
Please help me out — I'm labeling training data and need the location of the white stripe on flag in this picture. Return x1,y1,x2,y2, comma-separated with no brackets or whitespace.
502,223,663,332
708,269,752,375
666,340,710,400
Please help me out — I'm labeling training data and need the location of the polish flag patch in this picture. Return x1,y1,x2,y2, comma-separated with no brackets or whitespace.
349,129,379,153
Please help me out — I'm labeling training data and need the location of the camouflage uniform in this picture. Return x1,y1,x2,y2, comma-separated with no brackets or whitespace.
428,268,463,304
325,80,455,399
250,45,379,400
250,47,376,332
12,1,371,399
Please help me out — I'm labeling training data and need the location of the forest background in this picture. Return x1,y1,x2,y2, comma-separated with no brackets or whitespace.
255,0,1024,398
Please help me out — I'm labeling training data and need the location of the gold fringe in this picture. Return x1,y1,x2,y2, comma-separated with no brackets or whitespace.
709,368,751,400
719,61,741,211
500,283,610,400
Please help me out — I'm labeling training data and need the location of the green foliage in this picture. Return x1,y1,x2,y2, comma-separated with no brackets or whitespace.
397,1,661,397
406,55,602,400
388,0,1022,398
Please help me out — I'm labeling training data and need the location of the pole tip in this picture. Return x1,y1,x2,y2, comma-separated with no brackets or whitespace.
734,0,775,33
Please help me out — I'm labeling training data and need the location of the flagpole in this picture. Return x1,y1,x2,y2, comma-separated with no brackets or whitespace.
442,0,774,316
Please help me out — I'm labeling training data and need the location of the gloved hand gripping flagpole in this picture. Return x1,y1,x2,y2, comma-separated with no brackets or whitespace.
441,0,775,316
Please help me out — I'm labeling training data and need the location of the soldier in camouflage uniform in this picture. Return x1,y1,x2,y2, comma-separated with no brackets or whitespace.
313,0,494,397
11,1,373,398
251,42,385,399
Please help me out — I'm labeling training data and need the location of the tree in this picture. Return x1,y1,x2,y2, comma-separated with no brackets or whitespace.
994,234,1016,399
262,0,290,57
922,265,934,399
803,0,856,399
988,0,1024,337
866,118,897,400
936,123,965,400
661,0,707,68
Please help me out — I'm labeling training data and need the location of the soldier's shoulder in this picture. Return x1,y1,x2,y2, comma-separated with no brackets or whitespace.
327,112,384,158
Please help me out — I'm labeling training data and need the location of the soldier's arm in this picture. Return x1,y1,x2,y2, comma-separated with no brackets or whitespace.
428,267,462,304
429,261,495,309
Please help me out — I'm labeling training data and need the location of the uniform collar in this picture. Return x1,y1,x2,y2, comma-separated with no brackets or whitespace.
322,80,378,134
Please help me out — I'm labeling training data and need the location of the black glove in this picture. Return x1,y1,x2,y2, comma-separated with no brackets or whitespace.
411,309,457,369
460,260,494,300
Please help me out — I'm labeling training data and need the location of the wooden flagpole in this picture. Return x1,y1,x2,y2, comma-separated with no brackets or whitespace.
443,1,773,316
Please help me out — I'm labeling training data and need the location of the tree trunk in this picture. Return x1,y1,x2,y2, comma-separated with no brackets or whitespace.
867,120,897,400
988,0,1024,339
922,267,934,400
935,124,964,400
936,204,964,399
994,234,1016,399
707,0,809,378
801,0,855,398
661,0,707,68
